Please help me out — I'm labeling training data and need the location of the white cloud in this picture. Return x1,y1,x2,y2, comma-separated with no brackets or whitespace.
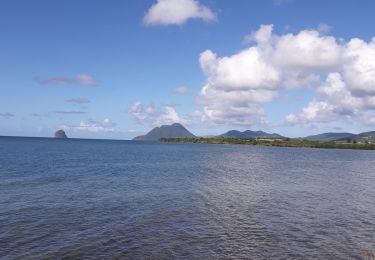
200,48,280,91
273,29,343,73
286,73,373,126
286,100,336,126
198,24,375,127
155,106,182,125
362,114,375,126
344,37,375,95
175,86,191,95
244,24,274,44
143,0,216,26
198,34,280,125
129,102,186,125
129,102,152,122
63,118,116,133
75,74,97,86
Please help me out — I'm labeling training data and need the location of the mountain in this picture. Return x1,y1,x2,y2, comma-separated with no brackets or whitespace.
219,130,284,139
133,123,196,141
342,131,375,142
54,129,68,139
304,132,354,141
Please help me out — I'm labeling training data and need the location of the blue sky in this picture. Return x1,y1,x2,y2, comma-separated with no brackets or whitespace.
1,0,375,139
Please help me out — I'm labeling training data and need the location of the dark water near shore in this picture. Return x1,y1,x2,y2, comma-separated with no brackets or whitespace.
1,136,375,259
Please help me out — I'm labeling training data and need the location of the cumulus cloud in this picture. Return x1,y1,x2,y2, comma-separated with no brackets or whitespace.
175,86,191,95
66,98,91,104
34,74,97,86
129,102,186,125
272,29,343,73
200,48,280,91
198,24,375,127
286,72,373,127
286,37,375,127
63,119,116,133
344,37,375,95
144,0,216,26
286,100,337,126
0,112,15,118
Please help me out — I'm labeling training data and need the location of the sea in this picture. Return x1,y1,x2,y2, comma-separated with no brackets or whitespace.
1,136,375,259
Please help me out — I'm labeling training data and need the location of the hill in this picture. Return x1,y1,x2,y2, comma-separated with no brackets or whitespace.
304,132,354,141
133,123,196,141
54,130,68,139
342,131,375,143
219,130,284,139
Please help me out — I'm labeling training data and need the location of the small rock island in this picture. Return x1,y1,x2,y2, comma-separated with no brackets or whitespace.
54,129,68,139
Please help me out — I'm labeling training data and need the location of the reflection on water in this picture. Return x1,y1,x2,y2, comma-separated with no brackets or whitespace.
0,137,375,259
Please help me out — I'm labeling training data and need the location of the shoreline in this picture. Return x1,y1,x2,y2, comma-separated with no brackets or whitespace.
160,137,375,151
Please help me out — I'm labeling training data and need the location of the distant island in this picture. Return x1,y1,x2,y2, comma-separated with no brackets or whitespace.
134,123,375,150
54,130,68,139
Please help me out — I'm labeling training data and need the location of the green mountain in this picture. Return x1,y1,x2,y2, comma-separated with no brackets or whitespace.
133,123,196,141
343,131,375,143
219,130,284,139
304,132,354,141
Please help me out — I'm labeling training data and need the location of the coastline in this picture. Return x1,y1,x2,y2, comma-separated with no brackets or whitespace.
160,137,375,150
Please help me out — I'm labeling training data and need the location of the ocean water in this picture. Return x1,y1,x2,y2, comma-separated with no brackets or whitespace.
1,137,375,259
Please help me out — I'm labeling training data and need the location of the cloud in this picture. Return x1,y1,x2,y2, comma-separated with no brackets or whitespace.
317,23,333,33
285,73,371,127
285,100,337,126
129,101,186,125
0,112,15,118
198,25,281,125
272,28,343,74
156,106,183,125
34,74,97,86
175,86,191,95
286,37,375,127
129,102,156,122
63,119,116,133
198,24,375,127
66,98,91,104
144,0,216,26
75,74,96,86
344,37,375,95
55,111,88,115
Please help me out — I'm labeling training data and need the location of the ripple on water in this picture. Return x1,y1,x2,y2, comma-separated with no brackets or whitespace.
0,137,375,259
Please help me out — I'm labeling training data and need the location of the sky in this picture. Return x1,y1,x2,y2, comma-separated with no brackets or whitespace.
1,0,375,139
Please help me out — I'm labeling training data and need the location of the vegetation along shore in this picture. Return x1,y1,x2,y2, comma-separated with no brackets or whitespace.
160,137,375,150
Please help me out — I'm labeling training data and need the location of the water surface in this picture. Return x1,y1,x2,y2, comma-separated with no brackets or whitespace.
1,137,375,259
